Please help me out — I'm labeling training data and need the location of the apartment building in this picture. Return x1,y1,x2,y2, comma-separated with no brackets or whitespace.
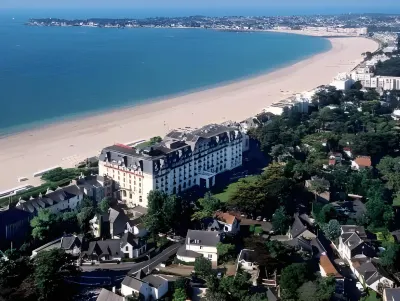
98,124,243,208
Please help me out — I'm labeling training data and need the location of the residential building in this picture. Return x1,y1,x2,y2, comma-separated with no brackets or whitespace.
125,217,147,238
351,156,372,170
96,289,124,301
287,213,316,240
16,185,83,215
73,174,113,203
330,73,354,91
352,258,394,293
0,207,32,250
121,271,169,301
177,229,220,266
213,211,240,234
109,208,130,239
120,232,147,258
60,234,84,256
337,225,369,261
82,240,123,262
98,124,243,208
237,249,259,271
383,288,400,301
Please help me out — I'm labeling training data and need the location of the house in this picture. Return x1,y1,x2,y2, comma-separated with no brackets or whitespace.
60,234,84,256
121,271,169,301
351,156,372,170
176,230,220,267
82,240,123,262
383,288,400,301
96,288,124,301
109,208,130,238
120,232,147,259
0,207,32,250
73,174,113,203
343,147,353,159
90,213,110,238
337,225,370,261
352,258,394,293
328,152,343,166
125,217,148,238
287,213,316,240
319,255,343,279
16,185,83,215
214,211,240,234
236,249,259,271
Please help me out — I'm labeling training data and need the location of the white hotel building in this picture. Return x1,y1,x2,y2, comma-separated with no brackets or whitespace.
98,124,244,208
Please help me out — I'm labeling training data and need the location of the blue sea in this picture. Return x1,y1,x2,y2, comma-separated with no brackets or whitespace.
0,9,332,134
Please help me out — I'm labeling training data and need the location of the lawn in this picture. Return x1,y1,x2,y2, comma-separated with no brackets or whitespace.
393,198,400,207
375,231,395,243
363,290,380,301
213,175,258,203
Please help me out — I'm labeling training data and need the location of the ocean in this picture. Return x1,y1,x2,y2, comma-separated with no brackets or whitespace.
0,10,331,134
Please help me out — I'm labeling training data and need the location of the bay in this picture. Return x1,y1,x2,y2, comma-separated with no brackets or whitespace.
0,14,331,134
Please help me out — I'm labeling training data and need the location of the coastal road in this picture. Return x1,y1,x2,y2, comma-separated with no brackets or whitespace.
73,242,183,286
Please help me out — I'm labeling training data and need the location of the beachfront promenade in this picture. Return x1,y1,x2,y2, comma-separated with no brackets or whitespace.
0,36,378,192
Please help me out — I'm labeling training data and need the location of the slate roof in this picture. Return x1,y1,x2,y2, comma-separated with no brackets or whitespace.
122,272,168,291
142,275,168,288
342,232,364,250
239,249,258,263
83,240,121,257
384,288,400,301
290,214,308,238
96,289,124,301
60,234,82,250
120,232,142,248
109,208,129,237
176,245,202,258
341,225,367,239
186,230,220,247
122,275,143,292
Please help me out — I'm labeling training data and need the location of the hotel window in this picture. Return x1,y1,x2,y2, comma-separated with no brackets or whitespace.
139,189,141,193
139,196,142,202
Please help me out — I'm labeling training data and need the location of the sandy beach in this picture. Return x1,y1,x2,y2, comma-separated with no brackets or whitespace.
0,36,378,192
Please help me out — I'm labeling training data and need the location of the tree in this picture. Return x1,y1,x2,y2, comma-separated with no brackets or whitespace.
77,206,94,232
323,219,341,241
269,144,286,162
380,241,400,268
216,242,235,263
192,192,222,221
98,198,111,213
377,156,400,192
280,263,312,300
30,210,58,241
272,206,290,234
351,81,363,90
149,136,162,145
316,204,337,224
172,288,186,301
309,178,329,201
298,281,319,301
194,257,212,278
316,277,336,301
34,249,79,301
365,197,394,229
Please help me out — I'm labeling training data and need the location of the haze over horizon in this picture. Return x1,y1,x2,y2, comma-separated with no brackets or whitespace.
2,0,400,15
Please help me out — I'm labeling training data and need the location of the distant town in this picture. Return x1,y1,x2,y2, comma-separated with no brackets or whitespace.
26,13,400,34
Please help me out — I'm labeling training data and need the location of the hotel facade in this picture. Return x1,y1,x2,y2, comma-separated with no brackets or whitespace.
98,124,244,208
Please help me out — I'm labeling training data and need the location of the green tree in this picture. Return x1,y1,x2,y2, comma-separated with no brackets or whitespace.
323,219,341,241
380,241,400,268
192,192,221,221
77,206,95,232
365,197,394,229
172,288,187,301
272,206,290,234
30,210,58,241
309,178,329,201
149,136,162,145
216,242,235,263
316,277,336,301
377,156,400,192
316,204,337,224
194,257,212,278
34,249,79,301
98,198,111,213
298,281,319,301
280,263,311,300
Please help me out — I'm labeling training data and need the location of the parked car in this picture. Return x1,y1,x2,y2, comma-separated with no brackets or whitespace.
356,282,364,292
256,216,262,221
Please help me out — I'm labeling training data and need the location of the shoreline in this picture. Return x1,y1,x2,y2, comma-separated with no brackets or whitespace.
0,35,379,192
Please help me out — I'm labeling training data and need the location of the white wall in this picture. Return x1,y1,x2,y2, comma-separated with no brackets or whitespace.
186,243,218,262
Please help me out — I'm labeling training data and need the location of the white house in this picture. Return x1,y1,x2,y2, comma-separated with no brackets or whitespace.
60,234,84,256
16,185,83,215
236,249,259,271
176,230,220,267
96,289,124,301
330,73,354,91
121,271,169,301
120,232,147,259
337,225,368,262
125,217,148,238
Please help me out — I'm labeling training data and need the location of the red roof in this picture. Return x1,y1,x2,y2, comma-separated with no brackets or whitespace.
343,147,352,151
328,159,336,165
319,255,342,278
215,211,237,225
114,143,133,149
355,156,372,167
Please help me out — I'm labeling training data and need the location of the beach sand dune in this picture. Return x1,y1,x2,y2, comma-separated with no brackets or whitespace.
0,37,378,191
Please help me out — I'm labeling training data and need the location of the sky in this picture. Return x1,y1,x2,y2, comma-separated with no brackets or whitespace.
1,0,400,14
